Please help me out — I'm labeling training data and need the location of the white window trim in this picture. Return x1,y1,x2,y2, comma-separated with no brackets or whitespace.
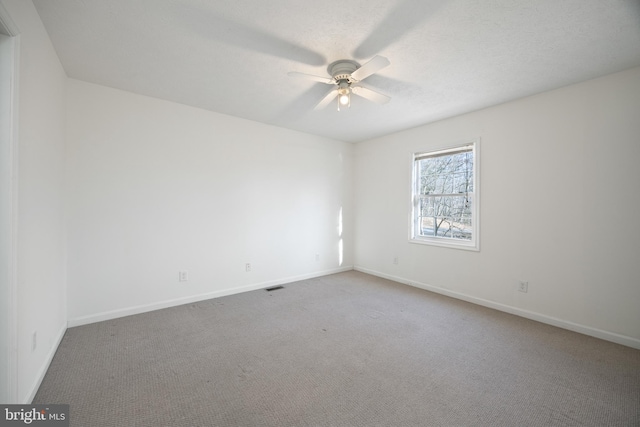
409,138,480,251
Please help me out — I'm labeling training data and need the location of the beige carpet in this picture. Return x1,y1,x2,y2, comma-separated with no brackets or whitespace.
34,271,640,426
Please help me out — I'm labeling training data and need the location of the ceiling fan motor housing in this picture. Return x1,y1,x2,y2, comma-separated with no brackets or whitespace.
328,60,359,83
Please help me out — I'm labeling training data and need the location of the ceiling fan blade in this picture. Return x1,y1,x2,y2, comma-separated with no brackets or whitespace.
351,85,390,104
288,71,334,85
350,55,390,82
314,89,338,110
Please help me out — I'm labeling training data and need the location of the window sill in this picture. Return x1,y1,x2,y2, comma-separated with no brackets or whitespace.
409,237,479,252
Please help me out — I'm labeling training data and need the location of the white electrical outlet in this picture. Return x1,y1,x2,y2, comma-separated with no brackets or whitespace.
32,331,37,352
179,271,189,282
518,281,529,293
315,254,320,262
393,257,399,265
245,263,251,272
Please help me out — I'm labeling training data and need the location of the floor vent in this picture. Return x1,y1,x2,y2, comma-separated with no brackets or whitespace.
265,285,284,292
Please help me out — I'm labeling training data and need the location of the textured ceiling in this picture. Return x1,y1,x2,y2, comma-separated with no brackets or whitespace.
33,0,640,142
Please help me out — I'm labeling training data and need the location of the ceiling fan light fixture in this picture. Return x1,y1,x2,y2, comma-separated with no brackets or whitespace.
337,83,351,111
339,91,350,106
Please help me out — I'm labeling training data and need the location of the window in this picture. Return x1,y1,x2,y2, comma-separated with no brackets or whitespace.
410,139,479,250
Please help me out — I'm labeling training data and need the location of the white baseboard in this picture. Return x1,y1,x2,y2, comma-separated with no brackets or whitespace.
25,323,67,404
355,266,640,350
68,266,354,328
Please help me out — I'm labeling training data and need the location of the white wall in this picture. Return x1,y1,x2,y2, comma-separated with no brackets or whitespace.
66,79,353,324
0,29,16,404
354,67,640,348
0,0,68,402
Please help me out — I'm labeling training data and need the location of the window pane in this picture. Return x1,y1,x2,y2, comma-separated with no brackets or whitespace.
418,195,472,240
418,150,473,196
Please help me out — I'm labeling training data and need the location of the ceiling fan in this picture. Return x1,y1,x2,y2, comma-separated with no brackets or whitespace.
288,55,391,111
